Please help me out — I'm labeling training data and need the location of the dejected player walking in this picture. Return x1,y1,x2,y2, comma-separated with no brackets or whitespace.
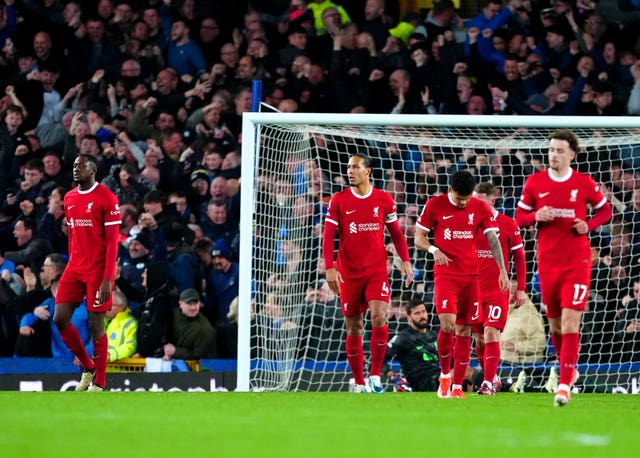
515,129,612,407
415,170,509,399
322,153,413,393
472,181,527,395
54,154,121,391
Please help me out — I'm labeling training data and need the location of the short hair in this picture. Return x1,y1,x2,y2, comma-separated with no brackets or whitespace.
450,170,476,196
5,104,24,117
351,153,372,169
143,189,166,204
77,154,99,173
405,297,425,315
46,253,67,276
112,290,128,308
194,237,214,255
549,129,579,153
24,158,44,173
19,217,37,233
474,181,496,196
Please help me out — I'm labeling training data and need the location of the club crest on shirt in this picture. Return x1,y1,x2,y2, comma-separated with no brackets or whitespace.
468,212,474,225
86,202,94,213
373,206,379,218
570,189,578,202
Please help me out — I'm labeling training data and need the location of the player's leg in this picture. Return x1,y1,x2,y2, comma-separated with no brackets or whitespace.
479,293,509,394
344,314,366,390
434,276,458,397
54,273,96,376
87,279,113,390
451,324,472,398
367,299,389,393
450,279,481,397
472,325,485,371
88,310,108,390
554,273,588,406
478,326,501,395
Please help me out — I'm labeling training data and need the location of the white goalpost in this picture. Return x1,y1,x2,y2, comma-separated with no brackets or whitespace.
239,113,640,393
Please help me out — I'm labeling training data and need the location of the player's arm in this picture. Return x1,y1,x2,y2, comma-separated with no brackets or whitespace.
511,245,527,308
414,226,450,266
99,223,120,304
574,199,612,235
322,220,342,294
386,220,413,287
485,230,509,292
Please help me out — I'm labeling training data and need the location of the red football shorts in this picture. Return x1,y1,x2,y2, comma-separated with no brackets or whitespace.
434,275,482,325
56,268,113,312
339,271,390,317
472,289,509,333
539,262,591,319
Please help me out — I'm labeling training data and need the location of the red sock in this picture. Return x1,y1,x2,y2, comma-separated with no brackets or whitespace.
59,324,94,370
483,341,500,384
93,334,108,388
369,325,388,377
551,333,563,360
559,333,580,386
346,334,365,386
437,330,454,375
476,344,485,371
453,335,471,386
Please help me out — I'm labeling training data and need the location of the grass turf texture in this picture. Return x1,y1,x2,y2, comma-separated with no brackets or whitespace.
1,392,638,457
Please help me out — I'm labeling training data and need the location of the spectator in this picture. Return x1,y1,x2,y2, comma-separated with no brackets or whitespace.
206,238,239,329
120,261,176,358
4,218,53,273
167,18,206,78
163,288,216,360
105,290,138,362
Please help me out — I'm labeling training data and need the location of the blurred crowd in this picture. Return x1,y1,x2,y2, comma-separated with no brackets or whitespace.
1,0,640,365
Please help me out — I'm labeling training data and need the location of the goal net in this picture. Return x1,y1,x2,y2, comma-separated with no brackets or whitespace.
238,113,640,393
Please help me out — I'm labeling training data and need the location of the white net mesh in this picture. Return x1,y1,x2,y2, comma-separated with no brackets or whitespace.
244,115,640,393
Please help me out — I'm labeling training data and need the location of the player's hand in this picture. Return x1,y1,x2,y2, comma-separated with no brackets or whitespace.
572,218,589,234
96,279,111,305
433,249,451,266
325,267,342,295
400,261,414,287
512,289,526,308
498,269,509,292
535,205,554,222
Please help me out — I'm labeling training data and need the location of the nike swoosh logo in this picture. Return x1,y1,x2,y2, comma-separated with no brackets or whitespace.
68,205,76,210
538,192,550,198
571,300,582,305
416,345,424,350
443,215,453,220
346,210,356,214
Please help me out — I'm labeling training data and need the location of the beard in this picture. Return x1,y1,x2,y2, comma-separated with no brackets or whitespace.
411,318,429,330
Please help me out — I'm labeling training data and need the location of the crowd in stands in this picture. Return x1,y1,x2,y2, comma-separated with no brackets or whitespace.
1,0,640,366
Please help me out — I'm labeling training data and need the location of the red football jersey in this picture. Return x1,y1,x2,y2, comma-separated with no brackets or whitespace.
64,183,121,276
517,168,606,269
325,187,397,278
477,211,523,292
417,193,498,277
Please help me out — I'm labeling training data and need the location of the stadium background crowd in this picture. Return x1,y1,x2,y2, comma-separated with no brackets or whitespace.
1,0,640,370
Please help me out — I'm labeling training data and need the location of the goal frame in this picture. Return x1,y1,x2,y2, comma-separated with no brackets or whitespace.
238,113,640,392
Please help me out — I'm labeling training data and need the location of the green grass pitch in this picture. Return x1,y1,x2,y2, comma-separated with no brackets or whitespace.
1,392,638,457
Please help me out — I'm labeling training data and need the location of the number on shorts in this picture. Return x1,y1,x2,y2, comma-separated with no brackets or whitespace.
572,283,588,305
381,281,389,295
488,305,502,321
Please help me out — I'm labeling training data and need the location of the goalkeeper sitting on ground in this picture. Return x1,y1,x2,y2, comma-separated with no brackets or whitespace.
382,298,439,392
